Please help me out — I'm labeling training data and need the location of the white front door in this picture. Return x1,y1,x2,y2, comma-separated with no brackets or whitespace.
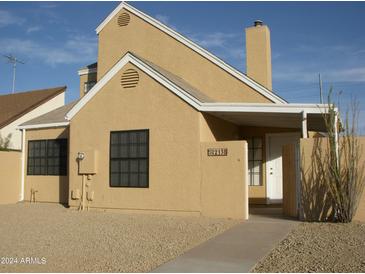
266,133,300,203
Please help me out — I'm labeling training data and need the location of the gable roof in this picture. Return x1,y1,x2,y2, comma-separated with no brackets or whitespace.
0,86,66,129
66,52,329,124
96,1,287,104
19,100,78,129
66,52,214,120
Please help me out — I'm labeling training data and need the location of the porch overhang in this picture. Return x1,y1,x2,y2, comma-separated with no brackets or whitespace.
200,103,334,134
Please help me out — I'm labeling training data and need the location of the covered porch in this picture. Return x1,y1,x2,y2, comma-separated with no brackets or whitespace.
200,103,332,207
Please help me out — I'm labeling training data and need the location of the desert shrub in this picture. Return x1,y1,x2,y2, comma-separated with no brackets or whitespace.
301,90,364,222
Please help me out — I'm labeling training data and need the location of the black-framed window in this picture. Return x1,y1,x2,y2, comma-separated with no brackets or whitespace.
27,139,68,176
247,137,263,186
110,130,149,188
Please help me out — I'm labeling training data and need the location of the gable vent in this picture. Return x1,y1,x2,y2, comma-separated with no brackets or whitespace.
121,69,139,88
117,12,131,27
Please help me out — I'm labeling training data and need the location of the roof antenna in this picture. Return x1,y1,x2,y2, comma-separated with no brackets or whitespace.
2,54,25,94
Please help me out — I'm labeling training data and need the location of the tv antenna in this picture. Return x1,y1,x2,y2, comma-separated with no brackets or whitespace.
2,54,25,94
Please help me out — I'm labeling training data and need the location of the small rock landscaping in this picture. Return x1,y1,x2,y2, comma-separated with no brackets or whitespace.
252,221,365,273
0,203,239,272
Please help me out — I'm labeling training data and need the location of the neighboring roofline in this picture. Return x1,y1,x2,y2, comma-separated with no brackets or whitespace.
0,86,66,129
17,122,69,130
95,2,287,104
65,52,331,122
78,68,97,76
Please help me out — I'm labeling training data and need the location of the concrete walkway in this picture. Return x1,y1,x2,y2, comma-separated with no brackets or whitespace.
152,207,298,273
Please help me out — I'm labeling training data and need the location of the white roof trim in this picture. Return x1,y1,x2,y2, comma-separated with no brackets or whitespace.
95,1,287,104
17,122,70,130
66,52,202,120
78,68,97,76
200,103,333,114
65,52,331,122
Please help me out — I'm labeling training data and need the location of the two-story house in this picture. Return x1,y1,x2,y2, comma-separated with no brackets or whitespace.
17,2,330,219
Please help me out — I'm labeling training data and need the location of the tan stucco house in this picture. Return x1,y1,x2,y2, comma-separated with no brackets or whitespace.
14,2,332,219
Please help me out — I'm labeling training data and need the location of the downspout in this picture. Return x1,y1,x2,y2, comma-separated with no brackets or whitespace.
20,128,26,201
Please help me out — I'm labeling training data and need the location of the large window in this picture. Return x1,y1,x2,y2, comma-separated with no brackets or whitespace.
247,137,263,186
110,130,149,188
27,139,68,176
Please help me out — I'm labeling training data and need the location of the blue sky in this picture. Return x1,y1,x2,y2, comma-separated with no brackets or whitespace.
0,1,365,131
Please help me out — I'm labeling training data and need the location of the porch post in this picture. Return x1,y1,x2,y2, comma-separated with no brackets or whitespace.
301,111,308,138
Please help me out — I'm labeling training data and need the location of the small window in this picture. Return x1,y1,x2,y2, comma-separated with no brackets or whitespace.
110,130,149,188
84,81,96,93
247,137,263,186
27,139,68,176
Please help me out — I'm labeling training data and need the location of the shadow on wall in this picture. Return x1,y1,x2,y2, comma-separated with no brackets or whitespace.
202,113,240,141
58,176,69,207
300,138,335,222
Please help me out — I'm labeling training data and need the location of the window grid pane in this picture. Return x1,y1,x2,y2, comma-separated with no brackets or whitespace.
110,130,149,188
247,137,263,186
27,139,67,176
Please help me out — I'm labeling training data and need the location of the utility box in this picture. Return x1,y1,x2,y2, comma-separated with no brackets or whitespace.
78,150,98,174
71,189,81,200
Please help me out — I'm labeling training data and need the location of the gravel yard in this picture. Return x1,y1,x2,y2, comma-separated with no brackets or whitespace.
252,221,365,273
0,203,239,272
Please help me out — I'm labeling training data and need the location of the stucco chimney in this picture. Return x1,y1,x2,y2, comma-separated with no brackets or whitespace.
245,20,272,90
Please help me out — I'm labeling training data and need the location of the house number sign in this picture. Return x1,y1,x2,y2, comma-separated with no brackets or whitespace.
207,148,228,156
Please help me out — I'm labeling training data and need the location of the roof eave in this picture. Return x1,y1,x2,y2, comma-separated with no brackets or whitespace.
200,103,333,114
17,122,70,130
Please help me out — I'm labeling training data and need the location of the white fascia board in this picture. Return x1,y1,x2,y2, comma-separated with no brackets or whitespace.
95,2,287,105
78,68,97,76
200,103,332,114
65,53,202,120
17,122,69,130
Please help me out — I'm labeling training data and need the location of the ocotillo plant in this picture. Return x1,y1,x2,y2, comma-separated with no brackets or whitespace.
322,90,364,222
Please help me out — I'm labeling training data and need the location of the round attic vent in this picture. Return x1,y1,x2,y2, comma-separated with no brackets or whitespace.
121,69,139,88
117,12,131,27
